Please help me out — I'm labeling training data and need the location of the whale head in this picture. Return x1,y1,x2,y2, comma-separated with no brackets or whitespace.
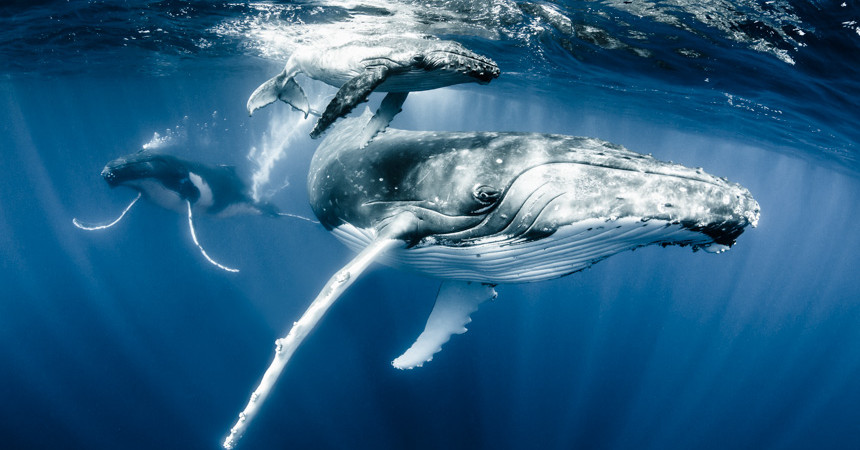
310,122,759,283
415,40,501,84
101,151,186,188
100,151,209,213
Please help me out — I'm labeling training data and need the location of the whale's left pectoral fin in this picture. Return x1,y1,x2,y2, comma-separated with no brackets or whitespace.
310,65,390,139
393,281,497,370
186,200,239,273
358,91,408,148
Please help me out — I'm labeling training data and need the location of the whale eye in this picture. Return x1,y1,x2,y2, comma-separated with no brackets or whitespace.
473,184,501,205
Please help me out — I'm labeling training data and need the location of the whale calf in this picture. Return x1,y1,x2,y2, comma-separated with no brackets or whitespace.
223,113,760,447
246,36,500,141
76,151,288,272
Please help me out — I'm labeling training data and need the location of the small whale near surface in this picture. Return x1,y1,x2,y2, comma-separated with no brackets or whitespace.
246,36,500,139
223,111,760,448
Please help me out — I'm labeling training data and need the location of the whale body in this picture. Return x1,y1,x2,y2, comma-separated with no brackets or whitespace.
101,151,277,217
246,36,500,139
223,113,759,448
310,124,759,283
77,151,283,273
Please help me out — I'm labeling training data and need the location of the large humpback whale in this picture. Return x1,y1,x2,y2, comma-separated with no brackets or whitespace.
246,36,500,140
75,151,293,272
223,113,760,447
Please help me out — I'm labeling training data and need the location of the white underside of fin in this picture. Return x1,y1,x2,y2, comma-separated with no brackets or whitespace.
186,200,239,273
275,212,320,224
73,192,141,230
393,281,496,370
701,243,730,254
188,172,214,209
223,233,405,449
358,92,408,148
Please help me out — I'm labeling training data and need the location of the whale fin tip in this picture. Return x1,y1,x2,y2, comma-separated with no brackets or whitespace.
359,91,408,148
392,281,496,370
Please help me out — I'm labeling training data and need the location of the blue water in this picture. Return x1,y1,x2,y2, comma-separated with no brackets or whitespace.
2,1,859,449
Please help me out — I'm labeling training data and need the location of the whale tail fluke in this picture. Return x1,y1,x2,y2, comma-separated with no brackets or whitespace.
247,72,310,118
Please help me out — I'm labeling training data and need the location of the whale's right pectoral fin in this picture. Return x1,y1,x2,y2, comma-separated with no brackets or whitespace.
310,65,390,139
186,200,239,273
358,91,408,148
247,72,309,117
392,281,497,370
73,192,142,231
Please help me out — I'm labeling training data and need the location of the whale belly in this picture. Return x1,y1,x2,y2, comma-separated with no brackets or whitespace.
130,180,186,213
331,218,713,284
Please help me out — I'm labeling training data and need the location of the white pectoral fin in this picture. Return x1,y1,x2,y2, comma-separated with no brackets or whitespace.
186,200,240,273
392,281,498,370
247,72,309,117
73,192,141,231
359,92,408,148
223,213,418,449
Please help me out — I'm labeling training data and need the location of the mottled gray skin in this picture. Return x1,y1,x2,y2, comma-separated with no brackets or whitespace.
308,116,760,271
247,36,500,138
102,151,278,217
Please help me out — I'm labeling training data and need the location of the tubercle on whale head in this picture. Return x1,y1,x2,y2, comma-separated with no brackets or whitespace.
101,165,120,187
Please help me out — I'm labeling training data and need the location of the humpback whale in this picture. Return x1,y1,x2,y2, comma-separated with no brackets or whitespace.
223,113,760,448
75,151,289,272
246,36,500,140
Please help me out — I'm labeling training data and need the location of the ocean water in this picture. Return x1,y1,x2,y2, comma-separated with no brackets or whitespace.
1,1,859,449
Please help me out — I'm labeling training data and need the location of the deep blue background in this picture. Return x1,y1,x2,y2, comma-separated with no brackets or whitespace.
2,1,859,449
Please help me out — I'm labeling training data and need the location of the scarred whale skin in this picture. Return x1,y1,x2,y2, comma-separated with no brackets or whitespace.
309,116,760,283
221,113,760,447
